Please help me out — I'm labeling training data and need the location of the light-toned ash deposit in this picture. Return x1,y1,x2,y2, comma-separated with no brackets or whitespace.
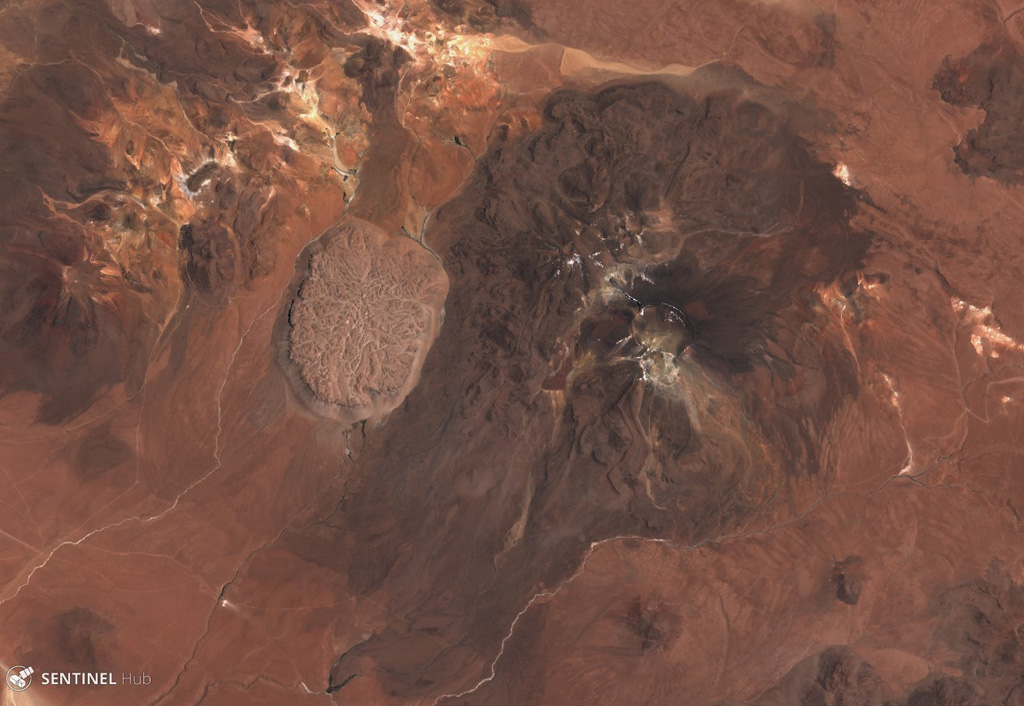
287,219,447,422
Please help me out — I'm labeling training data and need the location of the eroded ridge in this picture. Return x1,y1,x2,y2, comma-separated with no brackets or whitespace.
286,219,447,422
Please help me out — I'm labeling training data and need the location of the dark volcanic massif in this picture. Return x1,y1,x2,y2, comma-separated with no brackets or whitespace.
932,37,1024,186
318,78,870,697
1,0,1024,705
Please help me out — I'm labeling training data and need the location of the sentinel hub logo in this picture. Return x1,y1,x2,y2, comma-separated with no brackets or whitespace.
5,664,152,691
6,666,33,691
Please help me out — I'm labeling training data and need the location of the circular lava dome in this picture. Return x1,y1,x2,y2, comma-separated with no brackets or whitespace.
631,304,696,356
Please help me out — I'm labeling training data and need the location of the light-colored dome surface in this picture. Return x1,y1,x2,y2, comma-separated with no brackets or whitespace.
287,219,447,422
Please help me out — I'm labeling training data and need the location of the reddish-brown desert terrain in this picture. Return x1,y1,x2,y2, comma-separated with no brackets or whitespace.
1,0,1023,704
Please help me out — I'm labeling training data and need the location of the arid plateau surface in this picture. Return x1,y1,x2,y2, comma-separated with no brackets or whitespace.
1,0,1024,704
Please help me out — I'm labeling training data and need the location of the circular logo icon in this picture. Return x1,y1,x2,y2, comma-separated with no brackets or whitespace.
6,665,32,691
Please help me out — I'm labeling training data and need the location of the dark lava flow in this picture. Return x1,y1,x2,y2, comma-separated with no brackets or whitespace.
933,38,1024,184
294,78,870,698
